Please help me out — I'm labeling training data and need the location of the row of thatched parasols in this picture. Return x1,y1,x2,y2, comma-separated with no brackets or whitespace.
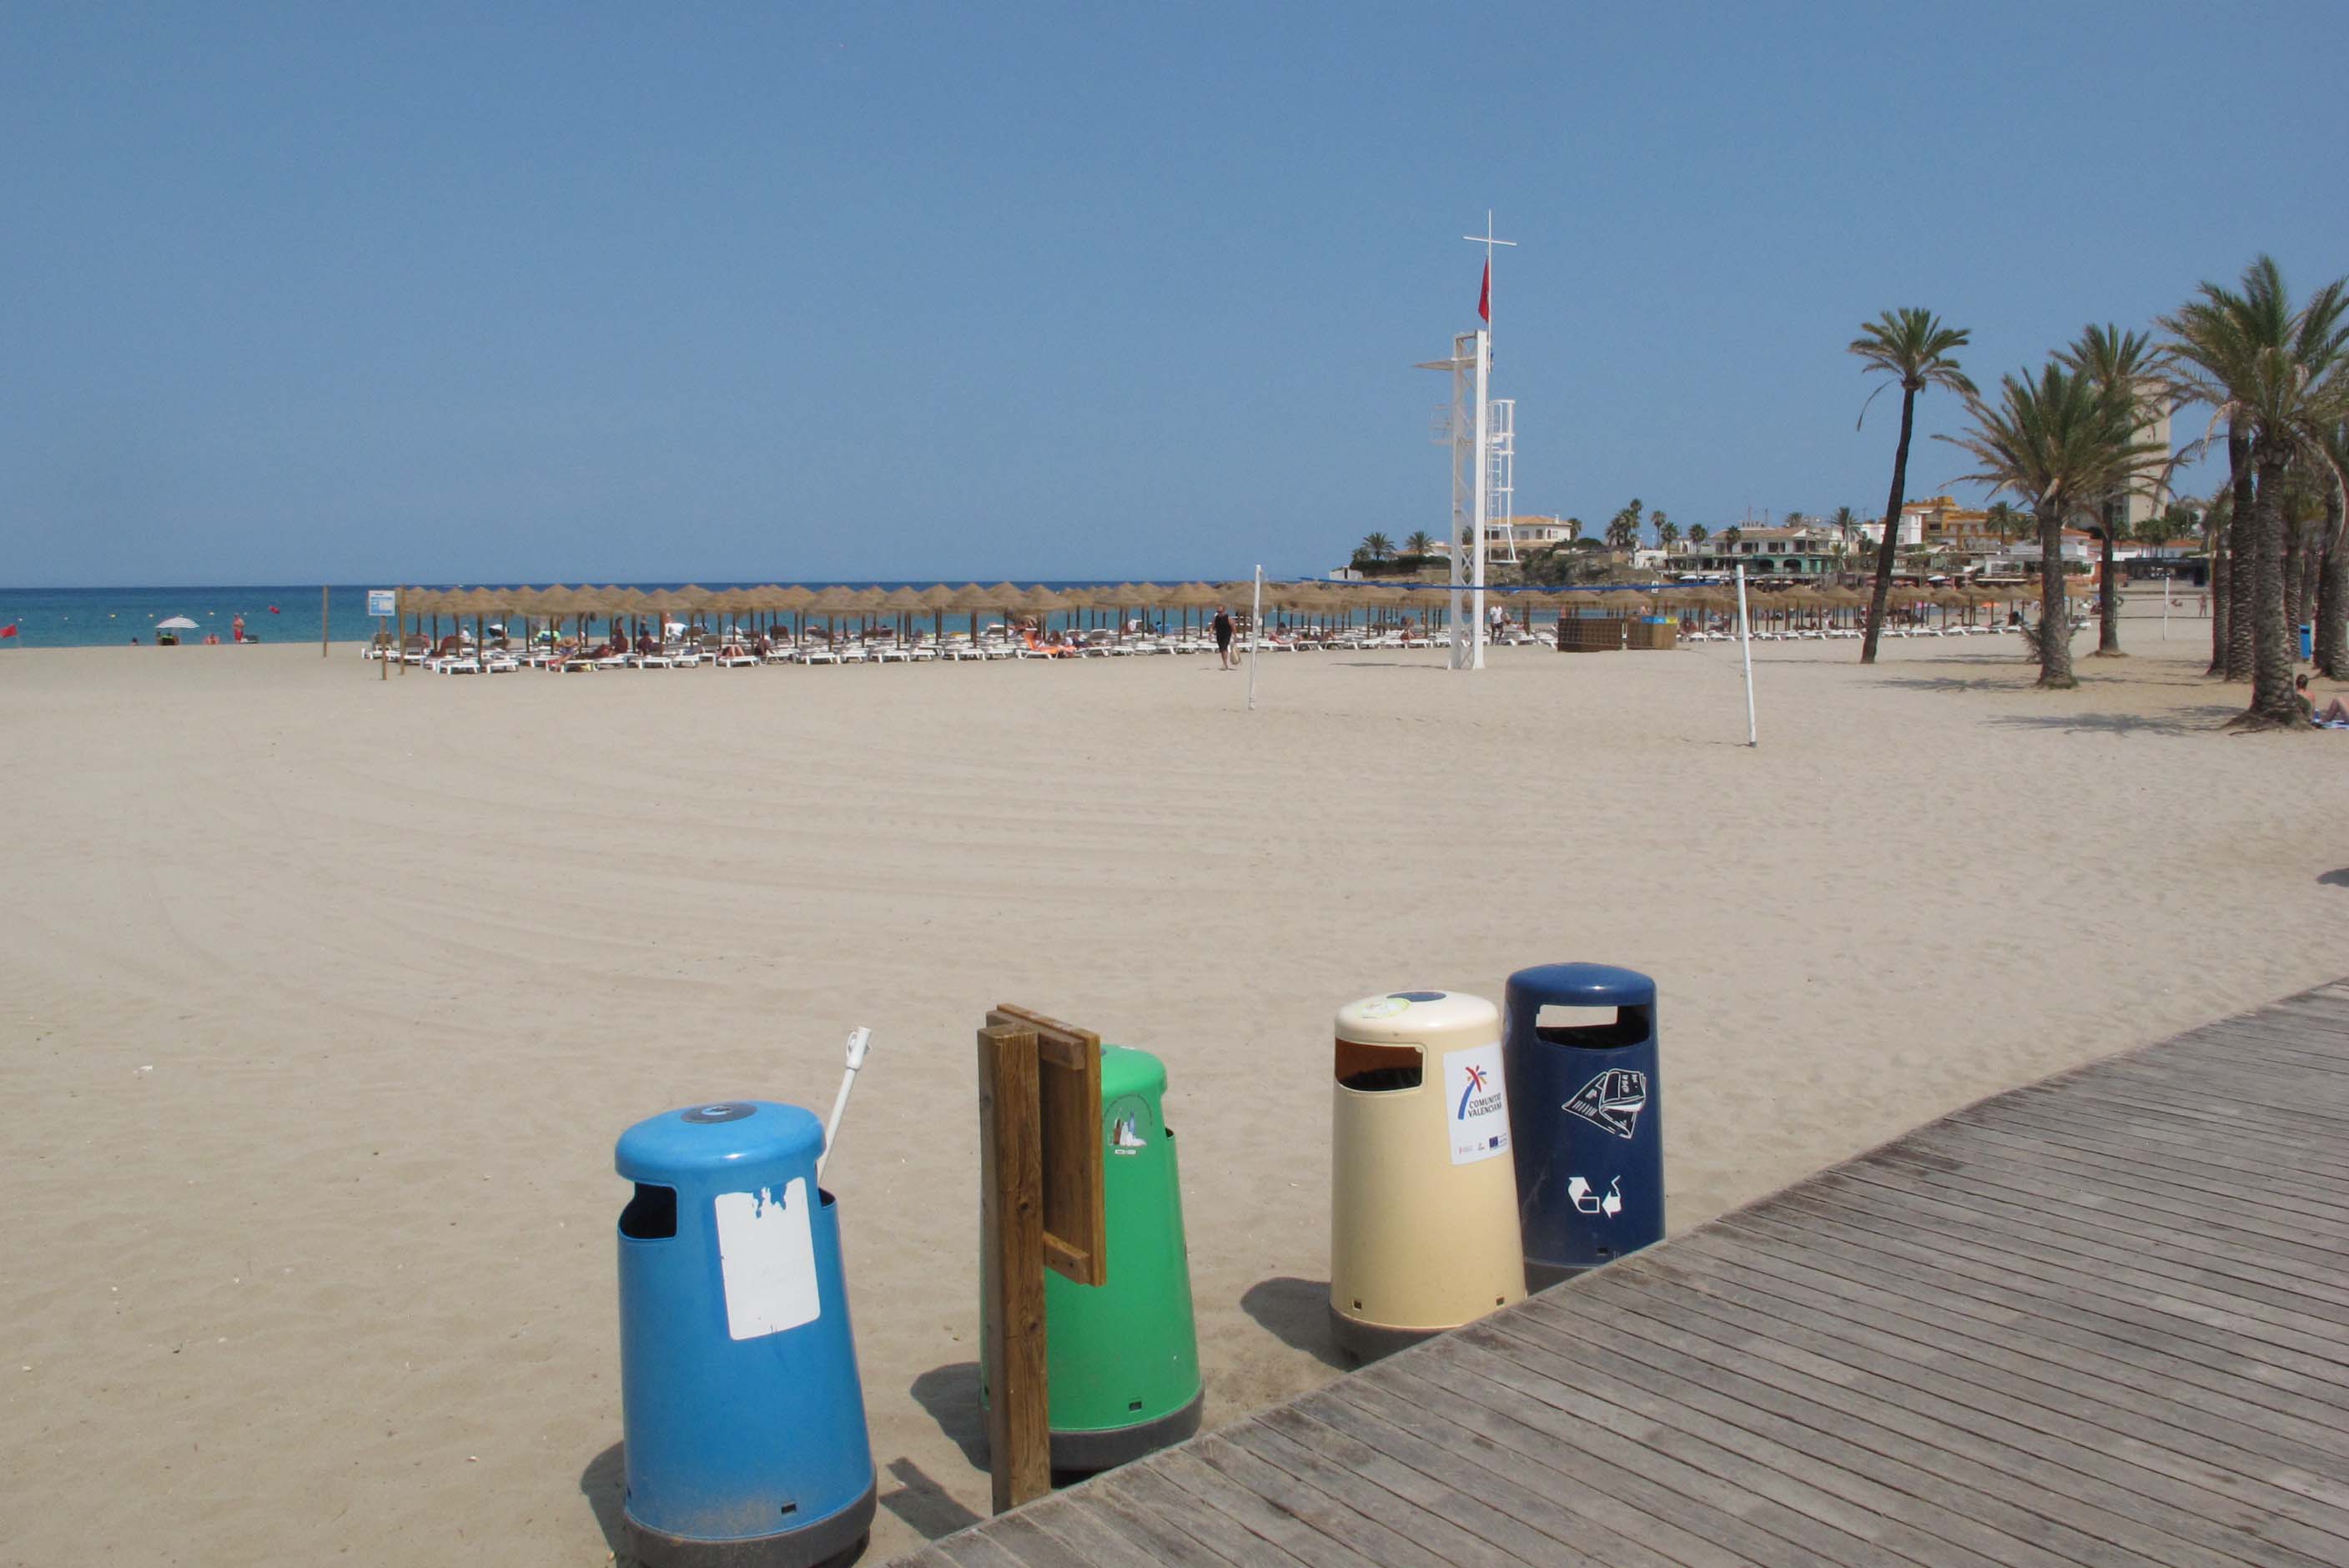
385,578,2089,647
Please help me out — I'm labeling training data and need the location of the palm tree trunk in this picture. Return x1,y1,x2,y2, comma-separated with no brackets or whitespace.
1860,385,1917,665
2035,497,2075,688
2244,444,2298,727
2226,421,2256,681
2208,525,2231,676
2320,492,2347,679
2095,519,2123,655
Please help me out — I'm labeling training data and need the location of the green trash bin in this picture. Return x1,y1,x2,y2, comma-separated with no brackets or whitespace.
981,1043,1204,1470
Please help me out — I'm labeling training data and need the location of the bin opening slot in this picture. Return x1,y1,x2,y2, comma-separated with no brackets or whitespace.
619,1182,677,1240
1335,1038,1422,1091
1534,1003,1651,1048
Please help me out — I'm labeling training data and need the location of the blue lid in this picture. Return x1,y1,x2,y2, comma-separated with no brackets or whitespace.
615,1098,823,1181
1506,962,1656,1008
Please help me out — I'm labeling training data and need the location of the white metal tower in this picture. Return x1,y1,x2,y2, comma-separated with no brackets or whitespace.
1414,214,1514,670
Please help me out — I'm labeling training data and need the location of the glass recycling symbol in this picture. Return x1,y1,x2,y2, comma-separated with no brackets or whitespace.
1563,1068,1648,1140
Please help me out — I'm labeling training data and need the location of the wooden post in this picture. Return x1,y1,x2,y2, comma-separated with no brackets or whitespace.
977,1023,1049,1513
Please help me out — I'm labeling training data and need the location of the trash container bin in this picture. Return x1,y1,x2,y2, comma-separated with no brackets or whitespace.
616,1101,876,1568
1502,964,1665,1289
2301,622,2314,661
1329,990,1524,1359
980,1044,1204,1470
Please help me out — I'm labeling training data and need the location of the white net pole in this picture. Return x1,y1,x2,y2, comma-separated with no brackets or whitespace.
1247,565,1263,711
1737,565,1758,747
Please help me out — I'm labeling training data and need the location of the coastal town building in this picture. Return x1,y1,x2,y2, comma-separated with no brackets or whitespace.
1665,524,1845,579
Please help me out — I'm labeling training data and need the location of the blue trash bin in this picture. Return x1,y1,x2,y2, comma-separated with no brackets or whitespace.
615,1101,876,1568
1501,964,1665,1289
2301,623,2314,661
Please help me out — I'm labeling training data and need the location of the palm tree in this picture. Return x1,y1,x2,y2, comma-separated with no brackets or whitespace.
1984,501,2023,545
1784,510,1808,530
2316,423,2349,677
2161,256,2349,727
1721,525,1743,548
1604,500,1644,550
1358,532,1396,564
1828,505,1859,560
1688,523,1709,545
1403,530,1436,559
1939,361,2167,689
1657,519,1682,547
1851,309,1975,663
2056,324,2170,656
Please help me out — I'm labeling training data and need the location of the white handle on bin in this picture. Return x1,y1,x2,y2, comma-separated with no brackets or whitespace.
817,1028,872,1177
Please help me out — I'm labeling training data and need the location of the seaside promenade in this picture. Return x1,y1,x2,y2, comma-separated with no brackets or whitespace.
899,977,2349,1568
5,619,2348,1563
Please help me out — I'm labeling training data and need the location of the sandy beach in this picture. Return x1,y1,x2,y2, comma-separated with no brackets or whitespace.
4,620,2345,1565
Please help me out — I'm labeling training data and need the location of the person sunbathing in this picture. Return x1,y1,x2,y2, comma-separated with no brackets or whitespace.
2296,675,2349,727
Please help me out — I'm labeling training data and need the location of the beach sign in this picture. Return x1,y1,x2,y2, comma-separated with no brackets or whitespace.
367,590,395,618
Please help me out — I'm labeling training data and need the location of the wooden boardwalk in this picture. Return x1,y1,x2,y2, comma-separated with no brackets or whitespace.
894,979,2349,1567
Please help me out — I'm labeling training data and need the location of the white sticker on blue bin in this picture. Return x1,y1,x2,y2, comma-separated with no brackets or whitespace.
1443,1042,1511,1165
712,1179,822,1340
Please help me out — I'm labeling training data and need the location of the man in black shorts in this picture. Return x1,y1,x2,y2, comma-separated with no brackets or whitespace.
1212,606,1235,669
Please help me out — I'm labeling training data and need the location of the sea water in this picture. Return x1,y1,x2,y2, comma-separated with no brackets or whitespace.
0,584,1221,649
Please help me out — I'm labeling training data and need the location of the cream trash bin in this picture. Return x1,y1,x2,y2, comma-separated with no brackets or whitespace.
1328,989,1526,1359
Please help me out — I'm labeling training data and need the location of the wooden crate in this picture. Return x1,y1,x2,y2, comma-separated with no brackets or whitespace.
1554,617,1625,652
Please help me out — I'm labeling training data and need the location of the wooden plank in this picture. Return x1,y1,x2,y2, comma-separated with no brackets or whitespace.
1093,1462,1297,1566
1560,1274,2348,1567
1017,1493,1169,1568
988,1004,1105,1286
1809,1164,2349,1355
1359,1363,1833,1568
1758,1183,2349,1398
1420,1350,1899,1567
1320,1379,1718,1568
1188,1431,1454,1568
1683,1226,2349,1476
1536,1286,2306,1568
1225,1415,1528,1568
1715,1204,2349,1423
1152,1445,1382,1568
1510,1293,2195,1568
1595,1259,2349,1563
1264,1400,1620,1568
1460,1314,2074,1568
1481,1306,2125,1568
978,1023,1049,1514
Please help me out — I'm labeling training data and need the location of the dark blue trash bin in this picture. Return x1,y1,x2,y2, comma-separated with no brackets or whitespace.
2301,623,2314,661
1502,964,1665,1288
616,1100,876,1568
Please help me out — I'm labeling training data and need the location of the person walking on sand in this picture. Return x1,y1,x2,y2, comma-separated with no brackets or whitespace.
1212,606,1235,669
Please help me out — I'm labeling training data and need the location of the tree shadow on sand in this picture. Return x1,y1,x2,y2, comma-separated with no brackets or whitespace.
1984,706,2242,738
1877,675,2030,696
1240,1276,1351,1370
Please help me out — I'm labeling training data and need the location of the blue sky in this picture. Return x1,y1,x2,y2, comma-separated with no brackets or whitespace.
4,3,2344,586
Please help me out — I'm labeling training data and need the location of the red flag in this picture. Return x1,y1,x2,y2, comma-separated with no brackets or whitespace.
1477,260,1490,324
0,622,18,638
